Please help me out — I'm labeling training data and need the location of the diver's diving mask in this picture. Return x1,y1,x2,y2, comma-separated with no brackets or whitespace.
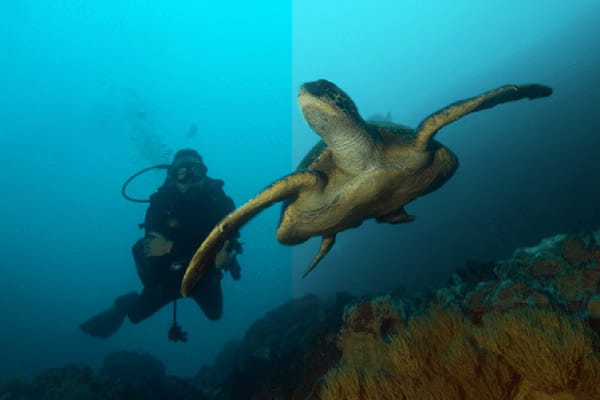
169,159,207,184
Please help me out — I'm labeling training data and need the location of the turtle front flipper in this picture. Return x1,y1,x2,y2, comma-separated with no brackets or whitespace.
413,84,553,150
302,234,336,278
375,207,415,224
181,171,324,297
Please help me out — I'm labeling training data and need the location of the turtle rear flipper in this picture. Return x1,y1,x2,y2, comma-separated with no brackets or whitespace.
302,234,336,278
181,171,324,296
414,84,553,150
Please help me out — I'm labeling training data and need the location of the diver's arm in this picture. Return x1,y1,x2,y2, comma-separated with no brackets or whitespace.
142,190,176,258
144,191,168,234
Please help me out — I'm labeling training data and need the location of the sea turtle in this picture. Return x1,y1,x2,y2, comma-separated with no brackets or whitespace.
181,79,552,296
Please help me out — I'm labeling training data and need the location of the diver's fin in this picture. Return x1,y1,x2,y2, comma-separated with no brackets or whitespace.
375,207,415,224
80,292,139,338
303,234,336,278
413,84,552,150
181,171,324,296
80,306,127,338
114,291,140,311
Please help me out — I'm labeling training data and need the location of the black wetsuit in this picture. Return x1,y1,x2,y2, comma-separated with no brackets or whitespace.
127,177,241,322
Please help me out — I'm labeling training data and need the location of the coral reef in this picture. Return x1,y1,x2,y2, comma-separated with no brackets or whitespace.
3,229,599,399
187,229,600,399
322,305,600,399
321,230,600,399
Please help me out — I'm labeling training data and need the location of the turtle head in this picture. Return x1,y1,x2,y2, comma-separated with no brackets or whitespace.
298,79,363,133
298,79,383,174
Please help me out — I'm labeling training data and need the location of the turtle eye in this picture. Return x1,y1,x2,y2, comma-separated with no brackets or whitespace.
324,90,338,101
336,96,358,117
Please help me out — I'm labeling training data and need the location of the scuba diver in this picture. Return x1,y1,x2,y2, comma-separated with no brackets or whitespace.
80,149,242,342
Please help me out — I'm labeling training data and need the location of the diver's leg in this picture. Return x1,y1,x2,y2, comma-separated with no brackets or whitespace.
80,291,139,338
127,286,175,324
190,268,223,320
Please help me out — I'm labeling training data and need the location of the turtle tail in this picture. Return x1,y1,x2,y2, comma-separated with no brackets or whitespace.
413,84,552,151
181,171,323,297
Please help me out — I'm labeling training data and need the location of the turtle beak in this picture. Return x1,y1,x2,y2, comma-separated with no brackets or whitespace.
298,89,337,116
297,88,313,108
301,79,337,97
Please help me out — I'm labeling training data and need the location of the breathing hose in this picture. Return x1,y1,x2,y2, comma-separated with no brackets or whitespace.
121,164,170,203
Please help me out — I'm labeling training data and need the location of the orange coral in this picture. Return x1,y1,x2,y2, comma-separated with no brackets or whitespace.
475,307,597,391
583,269,600,291
588,295,600,318
465,281,496,311
561,237,600,267
494,280,529,306
482,279,549,311
321,306,600,400
555,269,600,304
530,291,550,306
531,259,565,276
324,307,514,400
561,237,588,265
339,298,404,340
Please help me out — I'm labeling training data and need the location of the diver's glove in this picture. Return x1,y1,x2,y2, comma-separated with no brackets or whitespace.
228,259,241,280
215,240,235,268
143,231,173,257
215,240,241,280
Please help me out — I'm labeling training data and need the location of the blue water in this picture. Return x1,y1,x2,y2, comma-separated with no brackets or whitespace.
1,0,599,378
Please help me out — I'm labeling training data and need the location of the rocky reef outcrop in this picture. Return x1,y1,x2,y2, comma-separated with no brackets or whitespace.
0,351,207,400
